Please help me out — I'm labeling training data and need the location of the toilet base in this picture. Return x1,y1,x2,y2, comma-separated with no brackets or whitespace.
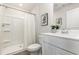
30,48,42,55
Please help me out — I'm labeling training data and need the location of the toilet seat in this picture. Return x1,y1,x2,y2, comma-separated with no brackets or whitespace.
27,44,41,52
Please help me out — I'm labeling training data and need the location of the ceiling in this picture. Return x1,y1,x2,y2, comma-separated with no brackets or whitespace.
3,3,38,12
54,3,69,11
3,3,73,12
3,3,79,12
54,3,79,11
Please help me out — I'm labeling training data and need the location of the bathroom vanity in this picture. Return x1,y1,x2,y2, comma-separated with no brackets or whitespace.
39,32,79,55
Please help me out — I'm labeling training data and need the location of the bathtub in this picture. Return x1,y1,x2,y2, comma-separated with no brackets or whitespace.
1,44,24,55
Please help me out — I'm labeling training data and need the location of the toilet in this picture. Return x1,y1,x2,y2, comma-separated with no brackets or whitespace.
27,44,41,55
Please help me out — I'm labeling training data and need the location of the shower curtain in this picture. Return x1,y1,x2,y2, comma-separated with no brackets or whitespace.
0,5,35,54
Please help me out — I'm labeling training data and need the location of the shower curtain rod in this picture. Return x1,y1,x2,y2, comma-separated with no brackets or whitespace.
0,4,36,15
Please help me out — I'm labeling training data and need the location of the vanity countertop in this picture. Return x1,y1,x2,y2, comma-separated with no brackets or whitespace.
41,32,79,41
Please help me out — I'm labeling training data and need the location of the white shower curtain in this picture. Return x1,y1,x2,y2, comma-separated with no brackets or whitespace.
24,13,36,48
0,6,36,54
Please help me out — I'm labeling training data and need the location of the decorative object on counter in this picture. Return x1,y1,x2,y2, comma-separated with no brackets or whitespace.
41,13,48,26
61,28,69,34
56,17,62,25
51,25,60,33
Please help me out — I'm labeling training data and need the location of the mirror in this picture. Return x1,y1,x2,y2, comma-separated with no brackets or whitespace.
54,3,79,29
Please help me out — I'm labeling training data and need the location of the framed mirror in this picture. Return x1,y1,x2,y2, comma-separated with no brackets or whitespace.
54,3,79,29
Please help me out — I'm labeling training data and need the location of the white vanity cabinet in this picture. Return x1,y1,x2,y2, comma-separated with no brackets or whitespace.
42,41,73,55
39,34,79,55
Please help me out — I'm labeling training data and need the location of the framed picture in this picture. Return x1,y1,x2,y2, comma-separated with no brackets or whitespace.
41,13,48,26
56,17,62,25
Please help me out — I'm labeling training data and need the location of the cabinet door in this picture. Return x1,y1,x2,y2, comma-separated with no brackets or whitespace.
42,41,56,55
41,35,78,54
42,41,73,55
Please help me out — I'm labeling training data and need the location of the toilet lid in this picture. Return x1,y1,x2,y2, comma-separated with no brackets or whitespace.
27,44,41,52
